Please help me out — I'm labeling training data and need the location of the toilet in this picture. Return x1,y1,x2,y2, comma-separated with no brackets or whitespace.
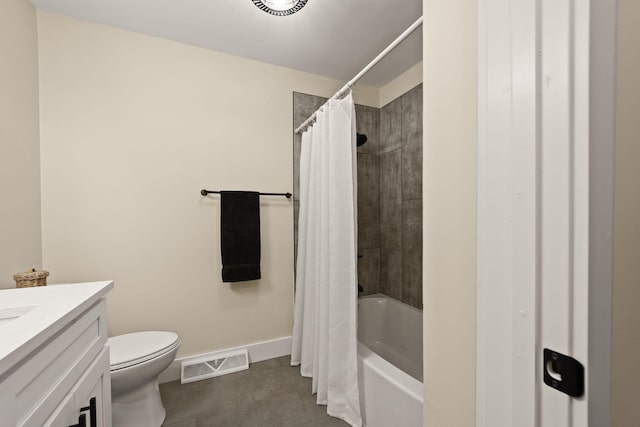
108,331,180,427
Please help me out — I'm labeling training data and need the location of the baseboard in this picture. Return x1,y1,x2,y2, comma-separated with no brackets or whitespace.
158,336,292,384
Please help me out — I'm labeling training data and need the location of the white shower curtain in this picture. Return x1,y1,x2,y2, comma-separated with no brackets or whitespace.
291,91,361,427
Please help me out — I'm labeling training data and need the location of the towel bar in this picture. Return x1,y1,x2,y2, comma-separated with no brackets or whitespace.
200,189,292,199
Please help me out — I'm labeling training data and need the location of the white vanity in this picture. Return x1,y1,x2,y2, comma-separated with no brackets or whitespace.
0,281,113,427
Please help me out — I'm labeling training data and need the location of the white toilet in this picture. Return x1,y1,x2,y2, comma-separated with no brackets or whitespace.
108,331,180,427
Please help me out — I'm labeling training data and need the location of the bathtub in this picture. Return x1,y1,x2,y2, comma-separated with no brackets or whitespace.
358,294,423,427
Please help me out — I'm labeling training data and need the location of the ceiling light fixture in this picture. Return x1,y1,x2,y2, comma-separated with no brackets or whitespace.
251,0,308,16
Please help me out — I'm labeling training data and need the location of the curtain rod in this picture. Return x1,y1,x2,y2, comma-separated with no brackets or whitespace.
294,16,423,135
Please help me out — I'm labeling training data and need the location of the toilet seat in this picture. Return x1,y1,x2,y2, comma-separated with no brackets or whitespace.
109,331,180,371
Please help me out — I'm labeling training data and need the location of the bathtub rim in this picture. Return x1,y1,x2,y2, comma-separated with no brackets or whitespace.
358,293,424,315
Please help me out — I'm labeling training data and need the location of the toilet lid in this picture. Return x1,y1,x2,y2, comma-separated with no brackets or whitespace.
109,331,180,371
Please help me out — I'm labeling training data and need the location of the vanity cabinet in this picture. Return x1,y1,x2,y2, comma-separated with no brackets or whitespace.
0,282,113,427
44,348,111,427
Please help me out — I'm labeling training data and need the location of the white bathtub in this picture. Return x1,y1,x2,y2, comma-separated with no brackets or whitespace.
358,294,423,427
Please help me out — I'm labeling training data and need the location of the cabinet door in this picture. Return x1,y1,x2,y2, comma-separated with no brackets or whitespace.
11,301,108,427
41,394,75,427
71,348,111,427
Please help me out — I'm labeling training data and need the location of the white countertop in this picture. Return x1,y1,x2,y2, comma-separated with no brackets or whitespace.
0,281,113,378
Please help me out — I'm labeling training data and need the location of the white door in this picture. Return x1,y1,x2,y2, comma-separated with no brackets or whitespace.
476,0,616,426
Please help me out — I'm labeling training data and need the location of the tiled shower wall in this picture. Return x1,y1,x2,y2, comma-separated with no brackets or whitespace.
292,85,422,309
379,85,423,309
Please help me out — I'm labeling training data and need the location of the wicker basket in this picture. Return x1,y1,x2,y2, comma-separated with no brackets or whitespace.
13,269,49,288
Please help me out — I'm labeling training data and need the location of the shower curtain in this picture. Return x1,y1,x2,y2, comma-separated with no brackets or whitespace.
291,91,361,427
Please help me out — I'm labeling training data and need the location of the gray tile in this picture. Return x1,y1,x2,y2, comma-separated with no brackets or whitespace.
160,371,250,425
197,391,311,427
249,355,291,370
249,391,312,427
355,104,380,155
357,153,380,250
246,365,299,402
161,356,347,427
380,149,402,250
297,389,329,420
358,248,380,295
303,418,351,426
380,103,390,151
293,92,327,129
381,249,402,300
402,199,423,309
196,411,250,427
262,391,313,427
159,379,182,396
296,390,349,426
401,84,423,135
380,97,402,153
163,417,196,427
402,131,423,201
404,295,423,311
290,371,314,396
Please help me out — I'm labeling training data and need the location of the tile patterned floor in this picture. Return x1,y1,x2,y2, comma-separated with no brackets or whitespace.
160,356,349,427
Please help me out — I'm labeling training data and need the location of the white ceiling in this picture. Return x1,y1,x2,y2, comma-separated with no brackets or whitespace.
30,0,423,88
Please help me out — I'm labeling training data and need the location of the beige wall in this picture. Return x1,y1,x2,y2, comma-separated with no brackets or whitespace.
37,12,378,357
422,0,477,426
612,0,640,424
379,61,423,108
0,0,42,289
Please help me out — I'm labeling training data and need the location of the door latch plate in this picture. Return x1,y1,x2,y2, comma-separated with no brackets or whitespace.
543,348,584,397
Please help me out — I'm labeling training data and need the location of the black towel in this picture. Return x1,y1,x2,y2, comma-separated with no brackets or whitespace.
220,191,261,282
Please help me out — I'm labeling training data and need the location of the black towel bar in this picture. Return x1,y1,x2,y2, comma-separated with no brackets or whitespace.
201,189,292,199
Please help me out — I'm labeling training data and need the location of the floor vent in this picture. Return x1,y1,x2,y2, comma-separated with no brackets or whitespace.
180,348,249,384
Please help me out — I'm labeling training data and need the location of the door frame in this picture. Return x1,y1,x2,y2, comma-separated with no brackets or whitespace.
475,0,616,425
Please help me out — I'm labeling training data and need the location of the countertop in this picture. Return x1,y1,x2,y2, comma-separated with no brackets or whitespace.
0,281,114,378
